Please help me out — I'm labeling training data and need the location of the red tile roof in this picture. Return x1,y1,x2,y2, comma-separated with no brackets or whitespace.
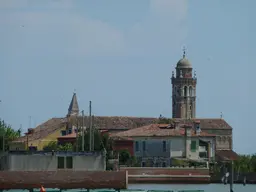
111,124,215,138
75,116,232,130
216,150,239,161
12,116,230,143
13,118,66,142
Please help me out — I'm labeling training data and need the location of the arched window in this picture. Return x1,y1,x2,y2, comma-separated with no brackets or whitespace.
184,86,188,97
189,86,193,97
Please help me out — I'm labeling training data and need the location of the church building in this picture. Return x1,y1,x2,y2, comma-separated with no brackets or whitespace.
10,50,238,162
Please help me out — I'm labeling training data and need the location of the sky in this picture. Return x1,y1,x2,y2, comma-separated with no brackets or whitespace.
0,0,255,154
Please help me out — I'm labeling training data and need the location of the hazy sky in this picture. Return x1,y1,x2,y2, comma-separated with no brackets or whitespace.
0,0,255,154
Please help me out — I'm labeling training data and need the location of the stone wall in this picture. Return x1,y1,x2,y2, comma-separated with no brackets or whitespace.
0,152,105,171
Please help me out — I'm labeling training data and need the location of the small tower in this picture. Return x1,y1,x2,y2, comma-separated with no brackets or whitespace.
171,48,197,119
67,92,79,117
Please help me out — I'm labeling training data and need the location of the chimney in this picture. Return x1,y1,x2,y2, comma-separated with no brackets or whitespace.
27,128,34,135
194,120,201,136
184,125,192,137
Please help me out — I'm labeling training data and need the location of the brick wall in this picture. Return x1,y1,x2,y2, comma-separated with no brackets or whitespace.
0,171,127,189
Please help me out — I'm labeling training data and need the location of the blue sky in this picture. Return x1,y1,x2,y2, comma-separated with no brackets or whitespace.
0,0,255,154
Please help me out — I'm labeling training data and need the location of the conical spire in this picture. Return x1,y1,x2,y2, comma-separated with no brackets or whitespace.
67,92,79,116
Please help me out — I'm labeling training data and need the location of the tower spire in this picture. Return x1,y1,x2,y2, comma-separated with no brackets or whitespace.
67,92,79,117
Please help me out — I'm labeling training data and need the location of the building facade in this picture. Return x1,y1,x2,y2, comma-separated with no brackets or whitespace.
10,50,237,161
0,151,106,171
113,123,216,167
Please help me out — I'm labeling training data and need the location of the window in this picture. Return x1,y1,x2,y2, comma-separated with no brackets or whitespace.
142,141,146,151
163,141,167,152
68,129,72,134
162,162,166,167
66,156,73,169
57,157,65,169
141,162,146,167
61,130,66,136
190,141,197,152
135,141,139,151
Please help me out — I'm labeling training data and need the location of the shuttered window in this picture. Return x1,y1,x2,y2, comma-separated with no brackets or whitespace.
190,141,197,152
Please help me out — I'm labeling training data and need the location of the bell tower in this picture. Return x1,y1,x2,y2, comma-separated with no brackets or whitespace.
171,48,197,119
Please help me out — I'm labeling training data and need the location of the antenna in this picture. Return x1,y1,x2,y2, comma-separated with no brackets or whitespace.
82,110,85,152
89,101,92,152
29,116,31,128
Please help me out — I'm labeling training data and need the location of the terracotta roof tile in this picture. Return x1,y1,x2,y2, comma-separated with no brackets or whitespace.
111,124,215,138
14,118,66,142
12,116,230,143
74,116,231,130
216,150,239,161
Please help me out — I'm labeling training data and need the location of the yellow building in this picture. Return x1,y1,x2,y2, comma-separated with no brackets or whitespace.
10,92,80,150
9,118,67,150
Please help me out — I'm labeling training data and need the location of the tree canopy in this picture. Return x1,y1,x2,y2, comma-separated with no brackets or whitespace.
234,154,256,173
43,141,73,151
0,119,21,151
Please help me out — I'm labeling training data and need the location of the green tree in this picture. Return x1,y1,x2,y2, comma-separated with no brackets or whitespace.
233,154,256,173
0,119,21,151
57,143,73,151
77,129,113,152
43,141,58,151
157,115,172,124
76,129,113,170
119,149,131,165
43,141,73,151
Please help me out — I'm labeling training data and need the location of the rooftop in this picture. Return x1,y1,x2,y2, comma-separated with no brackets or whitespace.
111,124,216,138
12,116,231,143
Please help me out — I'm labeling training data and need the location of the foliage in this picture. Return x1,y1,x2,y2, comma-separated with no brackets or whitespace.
157,115,172,124
171,158,189,167
76,128,113,152
234,154,256,173
119,149,131,164
43,141,58,151
57,143,73,151
75,128,113,170
0,119,21,151
43,141,73,151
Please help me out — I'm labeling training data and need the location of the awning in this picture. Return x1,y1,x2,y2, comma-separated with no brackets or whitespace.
216,150,239,161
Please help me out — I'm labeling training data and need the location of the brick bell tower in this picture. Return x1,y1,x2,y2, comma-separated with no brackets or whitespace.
171,48,197,119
